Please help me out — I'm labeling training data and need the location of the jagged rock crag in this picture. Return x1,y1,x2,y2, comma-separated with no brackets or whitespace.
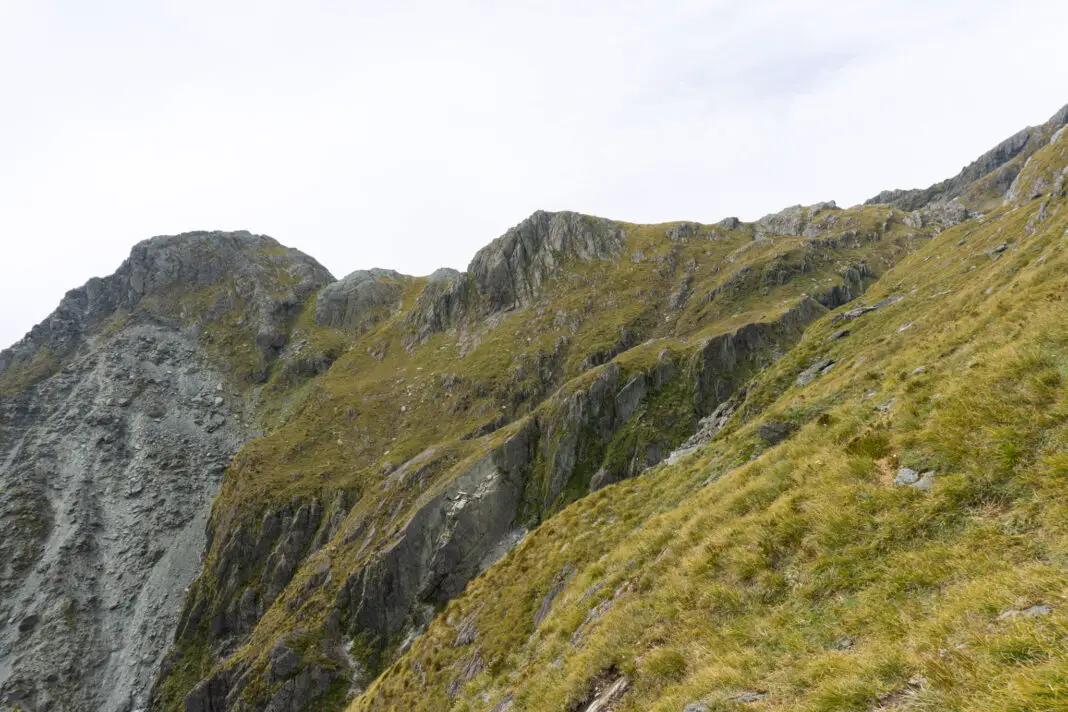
865,102,1068,214
0,232,332,711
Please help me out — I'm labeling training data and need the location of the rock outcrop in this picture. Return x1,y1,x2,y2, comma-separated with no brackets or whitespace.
0,232,332,712
754,201,840,239
0,231,330,389
405,211,627,343
315,269,410,332
866,103,1068,212
468,211,626,313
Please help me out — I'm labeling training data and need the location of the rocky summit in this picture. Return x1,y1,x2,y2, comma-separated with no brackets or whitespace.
1,104,1067,712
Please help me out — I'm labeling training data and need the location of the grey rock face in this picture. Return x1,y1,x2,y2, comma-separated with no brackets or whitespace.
754,201,838,239
696,298,829,411
666,222,701,241
180,421,539,711
427,267,462,284
0,325,248,712
468,211,626,314
903,201,971,230
0,232,331,712
315,268,410,331
405,211,627,344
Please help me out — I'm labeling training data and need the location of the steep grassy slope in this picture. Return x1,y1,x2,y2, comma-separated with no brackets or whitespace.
352,140,1068,711
153,206,939,710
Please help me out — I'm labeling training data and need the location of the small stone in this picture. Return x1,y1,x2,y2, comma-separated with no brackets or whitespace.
875,398,896,412
894,467,919,485
895,468,935,490
758,421,797,446
998,604,1052,620
683,704,711,712
17,613,39,633
728,691,767,703
913,471,935,491
911,366,927,375
797,358,835,386
213,396,224,407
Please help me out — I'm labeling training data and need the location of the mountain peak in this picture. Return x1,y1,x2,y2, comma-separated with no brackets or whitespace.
0,230,332,390
467,210,626,312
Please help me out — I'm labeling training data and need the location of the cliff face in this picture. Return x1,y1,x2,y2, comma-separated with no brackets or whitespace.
0,232,332,711
2,105,1066,712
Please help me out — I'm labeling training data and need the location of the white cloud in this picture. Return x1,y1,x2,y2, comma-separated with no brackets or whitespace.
1,0,1066,348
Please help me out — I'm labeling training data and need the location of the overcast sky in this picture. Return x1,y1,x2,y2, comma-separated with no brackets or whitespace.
2,0,1066,350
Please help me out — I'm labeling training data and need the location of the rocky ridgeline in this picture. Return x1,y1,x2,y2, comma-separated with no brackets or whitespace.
865,103,1068,218
2,104,1066,712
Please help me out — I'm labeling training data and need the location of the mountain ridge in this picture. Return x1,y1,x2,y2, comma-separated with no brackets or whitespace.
0,103,1065,712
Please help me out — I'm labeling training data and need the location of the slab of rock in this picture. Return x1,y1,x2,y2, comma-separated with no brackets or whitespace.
315,268,410,331
581,677,629,712
832,295,904,324
797,358,835,387
728,691,768,703
894,468,935,490
758,421,797,446
998,604,1052,621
